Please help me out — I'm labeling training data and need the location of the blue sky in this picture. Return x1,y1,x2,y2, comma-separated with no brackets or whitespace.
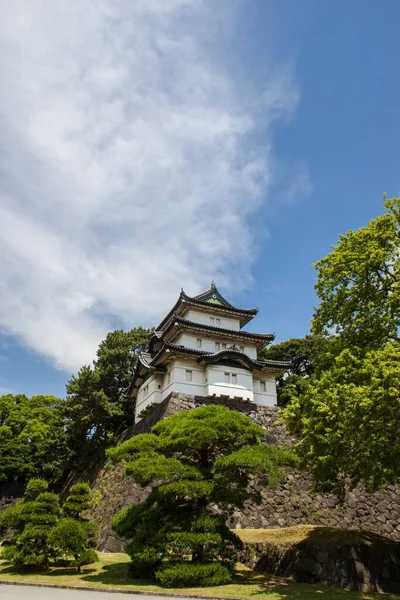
1,0,399,399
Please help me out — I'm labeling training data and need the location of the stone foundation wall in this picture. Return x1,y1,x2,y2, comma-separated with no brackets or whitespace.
89,392,400,551
240,535,400,593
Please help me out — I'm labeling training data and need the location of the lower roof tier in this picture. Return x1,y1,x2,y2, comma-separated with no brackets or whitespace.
128,342,290,396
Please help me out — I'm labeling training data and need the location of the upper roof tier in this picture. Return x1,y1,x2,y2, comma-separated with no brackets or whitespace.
156,282,258,331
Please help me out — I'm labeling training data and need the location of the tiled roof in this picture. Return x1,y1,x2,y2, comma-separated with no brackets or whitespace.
163,316,274,344
150,341,290,371
127,341,290,397
155,286,258,331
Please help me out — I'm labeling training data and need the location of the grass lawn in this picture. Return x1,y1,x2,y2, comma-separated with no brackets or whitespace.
0,552,399,600
236,525,399,548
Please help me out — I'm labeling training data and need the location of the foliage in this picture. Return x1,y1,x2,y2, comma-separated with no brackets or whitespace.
64,327,151,467
49,518,99,572
110,405,298,585
260,335,332,406
0,395,69,487
283,342,400,496
1,478,98,572
156,562,231,587
63,483,94,518
312,197,400,349
2,480,60,569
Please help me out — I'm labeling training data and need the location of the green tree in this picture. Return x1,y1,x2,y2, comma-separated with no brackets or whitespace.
1,479,60,570
49,518,99,573
65,328,151,466
260,335,332,406
1,479,99,572
108,405,297,587
63,482,94,518
312,197,400,349
63,482,99,553
0,395,69,487
283,342,400,497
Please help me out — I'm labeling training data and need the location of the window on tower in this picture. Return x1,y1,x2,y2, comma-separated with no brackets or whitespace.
196,338,202,348
186,370,193,382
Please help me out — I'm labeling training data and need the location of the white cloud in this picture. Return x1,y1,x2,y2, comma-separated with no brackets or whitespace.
0,0,300,371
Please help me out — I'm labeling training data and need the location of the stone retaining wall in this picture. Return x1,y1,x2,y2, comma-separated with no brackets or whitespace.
240,534,400,593
88,392,400,551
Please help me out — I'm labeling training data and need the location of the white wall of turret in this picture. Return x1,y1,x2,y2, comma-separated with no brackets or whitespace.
185,309,240,330
135,359,277,421
174,332,258,359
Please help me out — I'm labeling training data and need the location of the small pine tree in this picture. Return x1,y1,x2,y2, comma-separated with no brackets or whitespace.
1,478,99,572
63,483,93,519
1,479,60,570
49,518,99,573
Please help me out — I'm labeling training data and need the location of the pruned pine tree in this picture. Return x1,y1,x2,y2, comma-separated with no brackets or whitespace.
1,479,59,570
108,404,298,587
1,479,99,573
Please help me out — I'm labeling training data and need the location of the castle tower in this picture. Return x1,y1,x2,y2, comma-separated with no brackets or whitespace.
128,283,289,422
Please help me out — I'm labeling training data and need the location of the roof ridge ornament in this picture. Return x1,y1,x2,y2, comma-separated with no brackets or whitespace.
211,280,216,290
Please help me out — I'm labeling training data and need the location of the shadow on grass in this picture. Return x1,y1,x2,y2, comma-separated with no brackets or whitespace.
82,562,155,588
81,562,384,600
0,563,98,577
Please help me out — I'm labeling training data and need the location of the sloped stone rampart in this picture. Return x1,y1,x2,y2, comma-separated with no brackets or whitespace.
239,530,400,593
88,392,400,551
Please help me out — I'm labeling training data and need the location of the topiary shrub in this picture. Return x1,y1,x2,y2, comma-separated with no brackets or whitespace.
111,405,298,582
155,562,231,588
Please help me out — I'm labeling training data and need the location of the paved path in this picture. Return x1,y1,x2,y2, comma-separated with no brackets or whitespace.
0,584,185,600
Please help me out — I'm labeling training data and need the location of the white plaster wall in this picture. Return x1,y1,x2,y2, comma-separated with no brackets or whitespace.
253,376,277,406
185,309,240,330
242,345,257,359
174,332,258,359
161,358,206,400
136,373,164,418
135,360,278,420
206,364,253,389
175,333,216,353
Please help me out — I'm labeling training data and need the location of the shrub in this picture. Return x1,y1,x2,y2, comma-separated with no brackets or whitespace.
63,483,93,518
49,518,99,573
155,562,231,588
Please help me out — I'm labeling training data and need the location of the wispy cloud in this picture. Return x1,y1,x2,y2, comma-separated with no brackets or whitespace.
0,0,300,371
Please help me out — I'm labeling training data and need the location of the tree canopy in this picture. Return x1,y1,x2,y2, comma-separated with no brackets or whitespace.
108,404,298,587
312,197,400,349
0,395,69,487
64,327,152,468
0,479,98,572
282,197,400,494
260,335,332,406
284,343,400,497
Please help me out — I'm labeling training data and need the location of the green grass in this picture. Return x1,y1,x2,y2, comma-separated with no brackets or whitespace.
235,525,399,549
0,552,398,599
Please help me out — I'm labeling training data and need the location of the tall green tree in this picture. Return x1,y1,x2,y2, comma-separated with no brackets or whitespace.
312,197,400,349
282,198,400,494
284,342,400,497
0,395,69,487
260,335,332,406
108,405,298,587
65,327,151,466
